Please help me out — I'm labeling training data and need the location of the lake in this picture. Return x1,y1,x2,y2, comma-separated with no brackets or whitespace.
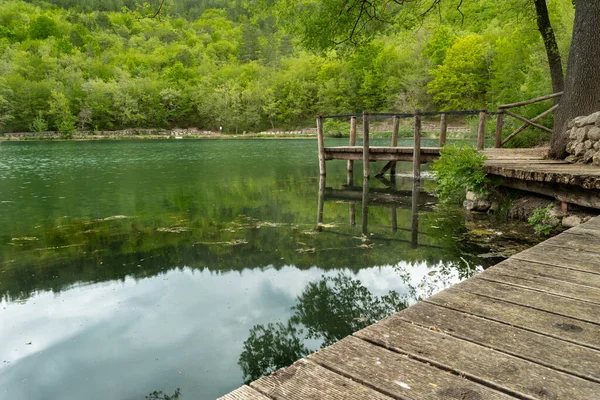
0,139,503,400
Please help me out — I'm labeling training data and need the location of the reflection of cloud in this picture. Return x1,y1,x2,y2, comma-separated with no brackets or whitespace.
0,263,462,400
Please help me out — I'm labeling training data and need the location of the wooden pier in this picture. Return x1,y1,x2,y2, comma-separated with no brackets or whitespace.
221,216,600,400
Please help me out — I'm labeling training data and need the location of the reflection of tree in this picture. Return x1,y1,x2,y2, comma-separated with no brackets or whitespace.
238,321,308,384
146,388,181,400
238,274,406,383
291,275,405,346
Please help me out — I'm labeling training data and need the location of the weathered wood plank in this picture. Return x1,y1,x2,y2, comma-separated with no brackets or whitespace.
324,152,438,162
543,231,600,254
310,336,515,400
483,258,600,290
425,286,600,349
514,243,600,275
325,146,441,154
218,386,272,400
499,92,563,109
459,277,600,324
251,359,393,400
356,317,600,399
478,264,600,305
439,113,447,147
397,301,600,383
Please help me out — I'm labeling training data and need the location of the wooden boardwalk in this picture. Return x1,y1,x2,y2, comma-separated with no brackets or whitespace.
484,147,600,209
221,216,600,400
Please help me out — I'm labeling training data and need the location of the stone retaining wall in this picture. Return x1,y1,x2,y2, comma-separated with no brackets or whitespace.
565,111,600,165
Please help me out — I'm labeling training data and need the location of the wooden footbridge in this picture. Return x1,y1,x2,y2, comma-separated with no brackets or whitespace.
221,216,600,400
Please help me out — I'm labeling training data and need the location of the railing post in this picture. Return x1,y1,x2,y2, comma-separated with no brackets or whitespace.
413,110,422,180
495,109,504,148
316,174,325,231
390,116,399,176
477,110,487,151
439,113,447,147
348,116,357,176
363,111,370,179
317,115,326,176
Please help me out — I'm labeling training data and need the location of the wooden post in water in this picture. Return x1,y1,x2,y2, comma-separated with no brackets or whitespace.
361,177,369,235
477,111,487,151
439,113,447,147
413,110,422,180
495,109,504,148
391,207,397,232
348,116,357,176
317,116,326,176
349,204,356,226
363,112,370,179
390,116,399,177
316,175,325,231
411,180,419,248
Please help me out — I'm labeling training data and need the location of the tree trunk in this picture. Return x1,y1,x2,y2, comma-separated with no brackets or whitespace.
549,0,600,159
533,0,564,97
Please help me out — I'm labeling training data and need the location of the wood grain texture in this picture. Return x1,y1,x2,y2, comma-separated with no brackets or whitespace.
458,277,600,324
514,243,600,275
251,359,394,400
310,336,514,400
397,301,600,383
355,317,600,399
478,260,600,304
426,286,600,349
218,386,272,400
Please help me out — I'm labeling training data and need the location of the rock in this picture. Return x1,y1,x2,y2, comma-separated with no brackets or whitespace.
574,116,587,128
593,152,600,166
568,128,577,139
583,149,595,163
585,140,593,149
588,127,600,141
489,201,500,213
465,191,477,201
595,141,600,151
562,215,582,228
565,155,578,163
464,199,492,212
591,111,600,126
576,126,589,142
574,142,586,156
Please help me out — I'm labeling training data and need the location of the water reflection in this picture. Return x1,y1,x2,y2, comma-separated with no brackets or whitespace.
238,273,406,383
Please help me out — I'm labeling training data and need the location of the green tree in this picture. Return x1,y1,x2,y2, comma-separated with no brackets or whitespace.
48,90,76,137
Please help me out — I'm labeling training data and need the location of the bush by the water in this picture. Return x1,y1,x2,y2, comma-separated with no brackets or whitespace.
431,144,489,204
323,119,349,138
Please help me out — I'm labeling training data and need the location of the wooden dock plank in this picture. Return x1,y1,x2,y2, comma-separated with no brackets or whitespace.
310,336,515,400
355,317,600,399
250,359,394,400
426,287,600,349
218,386,272,400
485,258,600,289
514,244,600,275
543,231,600,254
478,262,600,304
397,302,600,383
458,278,600,324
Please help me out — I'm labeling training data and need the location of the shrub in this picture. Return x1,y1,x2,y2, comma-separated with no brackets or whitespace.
431,144,489,204
528,204,554,236
29,111,49,132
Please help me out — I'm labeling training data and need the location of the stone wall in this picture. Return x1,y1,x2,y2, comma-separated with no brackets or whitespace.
565,111,600,165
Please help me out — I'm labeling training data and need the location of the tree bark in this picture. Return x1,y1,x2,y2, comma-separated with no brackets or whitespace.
533,0,565,97
549,0,600,159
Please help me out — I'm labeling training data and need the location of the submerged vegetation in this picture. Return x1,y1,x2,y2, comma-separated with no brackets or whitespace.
0,0,574,141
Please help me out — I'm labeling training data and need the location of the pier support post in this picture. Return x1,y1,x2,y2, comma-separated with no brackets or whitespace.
363,112,370,179
361,177,369,235
390,116,399,177
477,110,487,151
348,116,357,178
413,110,422,180
317,115,326,176
317,175,325,231
495,109,504,148
411,180,419,248
439,113,447,147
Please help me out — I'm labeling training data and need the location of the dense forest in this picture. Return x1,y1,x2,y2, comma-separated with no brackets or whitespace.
0,0,574,136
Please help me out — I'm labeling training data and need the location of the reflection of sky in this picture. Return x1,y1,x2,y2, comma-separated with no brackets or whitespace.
0,263,462,400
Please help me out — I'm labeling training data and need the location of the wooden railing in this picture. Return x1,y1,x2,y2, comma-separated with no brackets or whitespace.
495,92,562,148
317,110,489,179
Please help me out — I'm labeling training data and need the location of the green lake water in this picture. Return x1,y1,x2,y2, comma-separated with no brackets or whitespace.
0,139,503,399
